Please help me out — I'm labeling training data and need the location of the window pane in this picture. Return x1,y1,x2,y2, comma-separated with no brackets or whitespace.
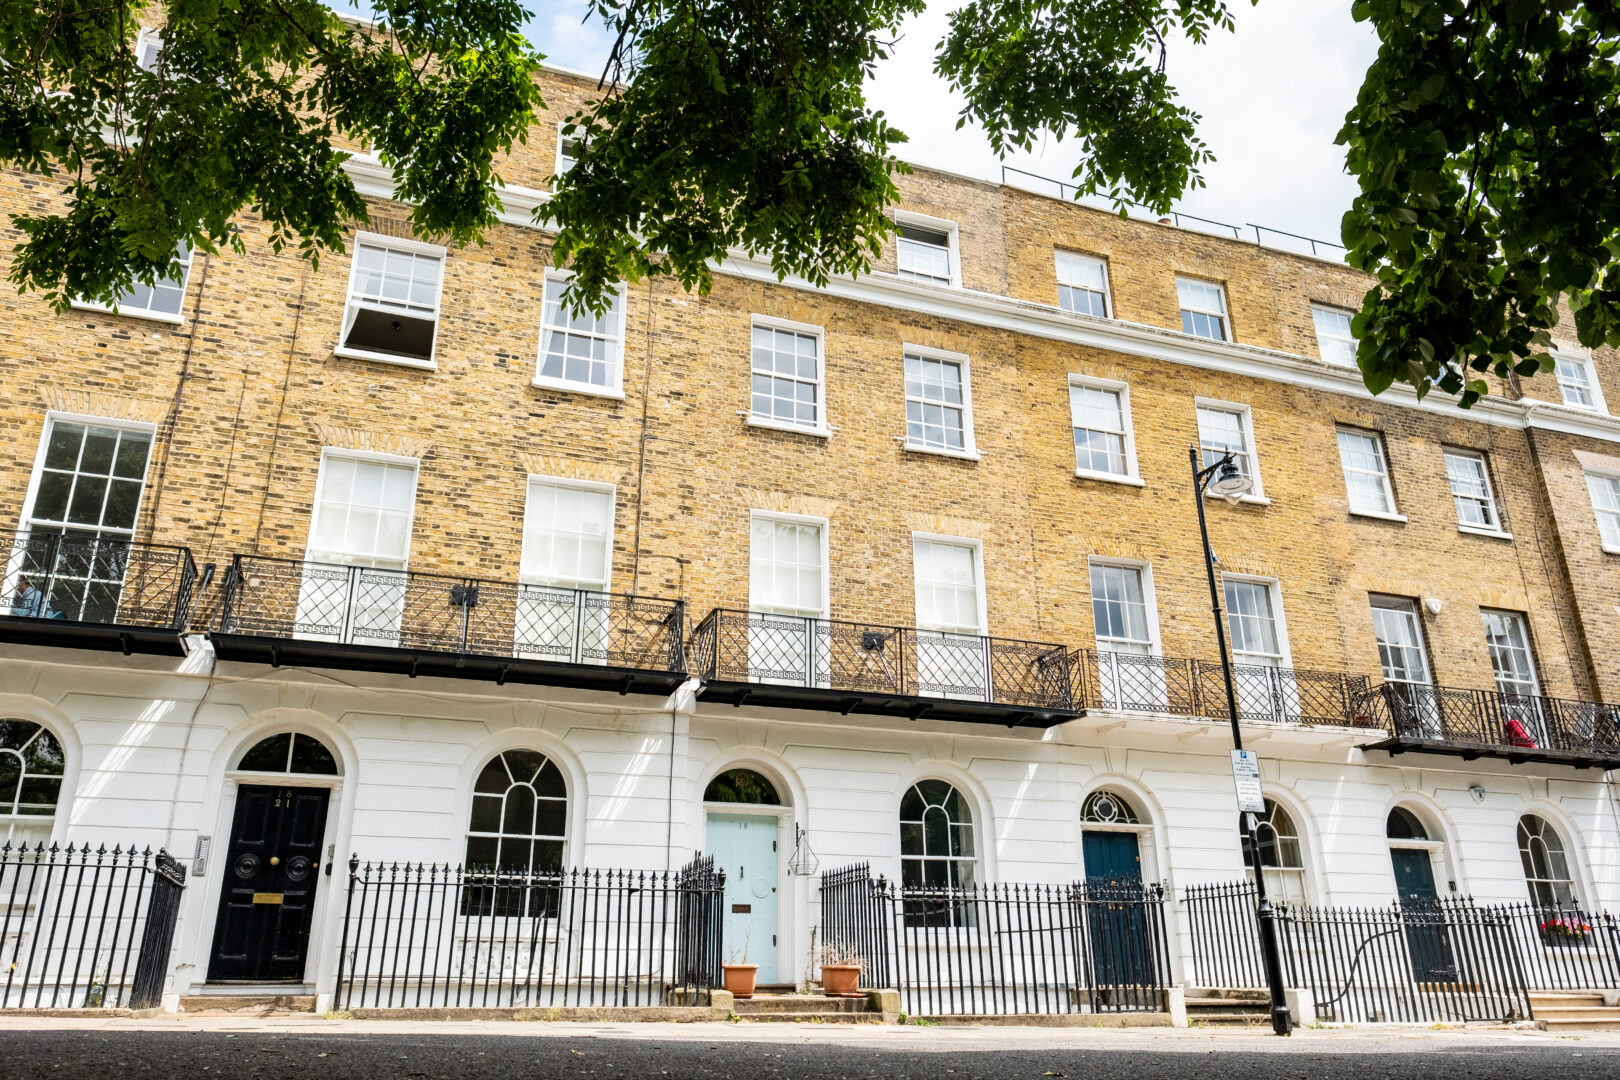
522,481,614,590
904,355,968,451
538,277,625,389
749,324,821,428
308,455,418,568
749,518,824,616
1369,598,1430,684
1311,306,1357,366
1337,431,1393,515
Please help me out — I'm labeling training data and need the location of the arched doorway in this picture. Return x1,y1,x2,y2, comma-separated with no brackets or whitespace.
704,768,784,984
1079,790,1144,885
1079,790,1157,988
208,731,339,983
1387,806,1452,980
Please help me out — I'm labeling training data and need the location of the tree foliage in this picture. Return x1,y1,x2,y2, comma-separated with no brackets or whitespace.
541,0,925,314
4,1,1619,408
0,1,542,311
1339,0,1620,404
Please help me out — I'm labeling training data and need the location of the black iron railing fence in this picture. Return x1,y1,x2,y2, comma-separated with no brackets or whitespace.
217,555,685,676
1,534,197,631
334,855,725,1010
0,842,187,1009
1276,900,1532,1024
1072,650,1375,727
820,864,1171,1016
1183,881,1620,1023
690,609,1073,712
1360,683,1620,760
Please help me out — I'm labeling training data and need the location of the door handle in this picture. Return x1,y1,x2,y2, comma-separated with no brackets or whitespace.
269,856,280,866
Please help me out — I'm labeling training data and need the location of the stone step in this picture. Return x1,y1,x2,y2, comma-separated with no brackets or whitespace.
734,1012,885,1024
1186,997,1270,1011
1186,988,1269,1002
735,995,870,1014
179,994,317,1016
1535,1006,1620,1021
1538,1016,1620,1031
1529,992,1608,1007
1187,1012,1270,1026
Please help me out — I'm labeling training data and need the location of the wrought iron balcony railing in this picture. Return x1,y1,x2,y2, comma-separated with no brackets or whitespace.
0,533,198,655
213,555,687,694
688,608,1076,727
1071,649,1376,728
1357,682,1620,768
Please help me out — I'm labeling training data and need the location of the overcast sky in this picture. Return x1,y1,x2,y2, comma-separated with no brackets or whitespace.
521,1,1379,248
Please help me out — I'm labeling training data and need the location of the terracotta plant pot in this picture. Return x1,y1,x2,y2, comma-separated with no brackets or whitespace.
820,964,861,997
723,963,758,999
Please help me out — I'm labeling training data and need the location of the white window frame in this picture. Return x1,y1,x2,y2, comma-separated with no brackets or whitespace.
18,411,158,539
1336,428,1405,522
893,211,961,290
303,447,421,568
901,344,979,460
1311,304,1358,367
747,510,830,619
519,475,617,591
744,315,830,438
1442,448,1510,539
1585,469,1620,555
134,27,164,73
533,271,629,399
1549,348,1608,413
555,121,585,178
1195,397,1268,503
910,533,988,636
1221,574,1293,668
1086,558,1163,657
1176,276,1230,342
1481,609,1541,698
332,231,447,370
1369,595,1433,686
1054,251,1111,318
70,243,195,325
1068,375,1141,485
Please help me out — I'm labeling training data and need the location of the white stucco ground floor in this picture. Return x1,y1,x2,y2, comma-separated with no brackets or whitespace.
2,638,1617,1007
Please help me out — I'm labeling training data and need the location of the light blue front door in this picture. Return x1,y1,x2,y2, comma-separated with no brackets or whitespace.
706,813,779,983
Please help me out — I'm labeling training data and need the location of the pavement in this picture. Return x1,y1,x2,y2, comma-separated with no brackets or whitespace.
2,1017,1619,1079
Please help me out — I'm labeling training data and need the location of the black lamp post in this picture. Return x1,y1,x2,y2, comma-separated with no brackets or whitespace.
1189,443,1292,1036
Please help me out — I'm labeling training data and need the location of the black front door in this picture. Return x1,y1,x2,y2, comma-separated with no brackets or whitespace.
1081,831,1157,989
208,784,330,982
1391,848,1456,981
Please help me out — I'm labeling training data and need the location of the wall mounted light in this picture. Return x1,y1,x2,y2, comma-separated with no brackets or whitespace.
1424,597,1444,616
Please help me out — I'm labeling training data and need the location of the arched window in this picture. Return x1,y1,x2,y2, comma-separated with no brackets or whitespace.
1082,790,1140,825
0,720,65,846
704,768,781,805
1247,799,1307,903
900,779,976,890
466,750,567,875
1387,807,1429,841
237,732,339,775
1518,814,1576,907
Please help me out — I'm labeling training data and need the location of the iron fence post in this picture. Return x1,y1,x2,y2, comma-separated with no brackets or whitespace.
127,850,186,1010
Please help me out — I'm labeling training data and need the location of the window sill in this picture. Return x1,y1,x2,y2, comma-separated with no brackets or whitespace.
1349,509,1408,524
741,413,833,439
1458,525,1513,541
530,376,626,400
1204,490,1271,506
69,300,186,326
1602,545,1620,556
1074,469,1145,487
332,345,438,370
899,440,981,462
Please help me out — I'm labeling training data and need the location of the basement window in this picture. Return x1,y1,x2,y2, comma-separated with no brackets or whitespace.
335,235,446,368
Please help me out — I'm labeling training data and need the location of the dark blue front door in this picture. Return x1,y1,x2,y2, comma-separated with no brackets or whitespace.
1392,848,1455,981
1081,831,1155,990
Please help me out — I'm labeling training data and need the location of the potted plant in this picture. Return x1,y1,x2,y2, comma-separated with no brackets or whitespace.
723,933,757,998
1540,914,1592,945
818,942,865,997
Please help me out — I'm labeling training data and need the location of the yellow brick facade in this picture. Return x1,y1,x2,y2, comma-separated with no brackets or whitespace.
2,64,1618,709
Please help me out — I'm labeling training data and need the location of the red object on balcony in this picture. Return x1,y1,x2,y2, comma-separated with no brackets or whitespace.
1504,718,1539,748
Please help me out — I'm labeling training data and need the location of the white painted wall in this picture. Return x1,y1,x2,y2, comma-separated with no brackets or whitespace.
2,640,1616,999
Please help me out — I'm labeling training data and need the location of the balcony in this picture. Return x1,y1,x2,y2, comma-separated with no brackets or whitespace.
1071,649,1376,727
1357,683,1620,770
211,555,687,695
0,534,197,655
688,608,1077,727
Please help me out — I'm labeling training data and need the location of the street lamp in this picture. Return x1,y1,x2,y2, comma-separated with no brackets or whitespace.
1189,444,1293,1036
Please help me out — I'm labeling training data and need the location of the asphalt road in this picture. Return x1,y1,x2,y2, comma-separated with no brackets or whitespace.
2,1026,1618,1080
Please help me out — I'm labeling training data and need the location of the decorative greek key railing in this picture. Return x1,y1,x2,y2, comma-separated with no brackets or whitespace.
1359,682,1620,761
216,555,685,681
1071,650,1375,727
689,609,1074,714
1,534,197,631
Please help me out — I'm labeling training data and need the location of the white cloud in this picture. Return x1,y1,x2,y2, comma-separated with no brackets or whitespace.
522,0,1378,247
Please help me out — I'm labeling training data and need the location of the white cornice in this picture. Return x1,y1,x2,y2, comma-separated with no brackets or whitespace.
337,158,1620,446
